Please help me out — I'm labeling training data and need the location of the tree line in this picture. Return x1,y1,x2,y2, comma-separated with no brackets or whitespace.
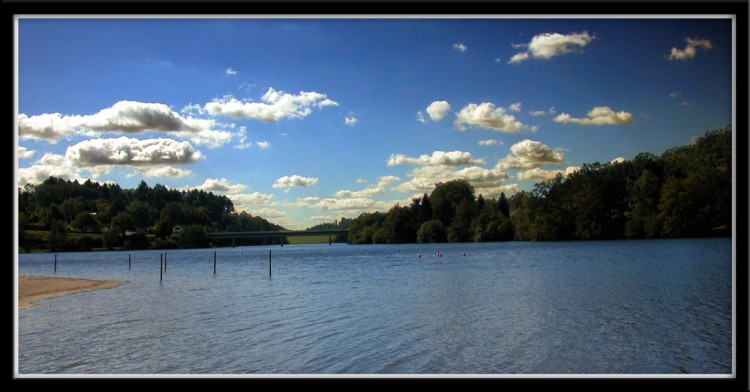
18,179,285,251
347,127,732,244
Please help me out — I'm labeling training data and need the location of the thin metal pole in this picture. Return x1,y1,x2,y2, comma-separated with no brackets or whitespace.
214,251,217,274
269,250,272,278
54,254,57,273
129,254,131,270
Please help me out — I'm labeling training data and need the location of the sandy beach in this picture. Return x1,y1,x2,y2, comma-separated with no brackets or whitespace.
19,275,123,310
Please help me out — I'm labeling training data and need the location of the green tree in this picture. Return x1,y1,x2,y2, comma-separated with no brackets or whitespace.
417,219,446,243
72,211,100,233
178,225,209,248
48,219,67,251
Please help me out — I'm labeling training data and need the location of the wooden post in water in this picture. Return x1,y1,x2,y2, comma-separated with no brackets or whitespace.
160,258,163,282
213,251,217,274
129,254,131,270
54,254,57,273
329,234,332,245
269,250,272,278
164,252,167,271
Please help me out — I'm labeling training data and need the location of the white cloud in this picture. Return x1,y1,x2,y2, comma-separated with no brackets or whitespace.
344,116,359,127
313,197,378,211
230,192,275,206
511,42,527,49
272,175,318,190
256,141,271,149
130,166,192,178
453,43,467,52
454,102,529,133
668,37,713,61
387,150,485,167
508,102,522,112
426,101,451,121
676,101,692,107
334,175,400,198
225,67,237,75
250,207,287,219
193,178,248,194
355,178,367,184
310,215,337,222
19,101,233,147
204,88,338,122
610,157,626,164
669,91,682,98
393,164,510,197
516,166,580,182
65,137,202,167
18,153,85,186
509,31,594,63
554,106,633,126
416,111,427,124
18,146,35,159
478,139,501,146
494,58,502,63
508,52,530,64
529,106,556,116
496,139,565,170
233,142,253,149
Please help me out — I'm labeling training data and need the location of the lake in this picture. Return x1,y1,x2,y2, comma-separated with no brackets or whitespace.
16,238,733,375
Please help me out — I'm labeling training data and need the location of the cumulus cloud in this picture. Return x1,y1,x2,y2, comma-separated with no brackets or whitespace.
454,102,529,133
426,101,451,121
18,153,85,186
256,141,271,149
610,157,626,164
225,67,237,75
553,106,633,126
478,139,501,146
272,175,318,191
193,178,248,194
530,106,556,116
311,197,393,213
516,166,580,182
334,175,400,198
387,150,485,167
250,207,287,219
668,37,713,61
310,215,337,222
234,142,253,149
130,166,192,178
393,164,510,197
18,146,35,159
19,101,233,147
453,43,467,52
509,31,594,63
355,178,367,184
204,88,338,122
508,52,530,64
65,137,202,167
230,192,275,206
508,102,522,112
344,116,359,127
496,139,565,170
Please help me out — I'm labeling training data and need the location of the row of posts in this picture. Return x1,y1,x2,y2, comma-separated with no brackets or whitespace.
51,250,273,282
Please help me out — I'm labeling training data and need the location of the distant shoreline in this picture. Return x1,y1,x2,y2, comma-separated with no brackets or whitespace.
18,275,123,310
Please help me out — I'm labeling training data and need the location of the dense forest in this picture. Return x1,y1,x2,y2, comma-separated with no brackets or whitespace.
18,179,286,252
347,128,732,244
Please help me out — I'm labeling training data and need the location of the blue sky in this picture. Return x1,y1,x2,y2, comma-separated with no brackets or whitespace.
16,16,733,229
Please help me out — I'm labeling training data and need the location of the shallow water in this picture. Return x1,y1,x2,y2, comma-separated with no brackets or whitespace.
17,238,732,374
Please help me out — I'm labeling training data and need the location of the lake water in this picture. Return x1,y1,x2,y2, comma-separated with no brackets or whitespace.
17,238,733,375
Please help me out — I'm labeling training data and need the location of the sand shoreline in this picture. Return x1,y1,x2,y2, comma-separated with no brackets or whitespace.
19,275,124,310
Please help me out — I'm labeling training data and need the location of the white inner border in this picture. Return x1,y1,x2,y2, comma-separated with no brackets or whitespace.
13,13,738,380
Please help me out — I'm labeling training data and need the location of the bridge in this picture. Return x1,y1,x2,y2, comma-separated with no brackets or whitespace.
205,229,349,247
